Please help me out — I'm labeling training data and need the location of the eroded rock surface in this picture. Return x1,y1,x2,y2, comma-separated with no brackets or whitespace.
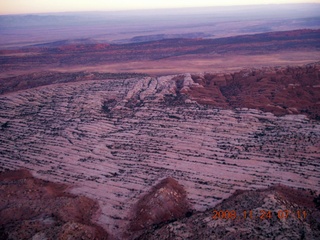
138,185,320,239
0,169,109,240
128,177,190,238
0,65,319,238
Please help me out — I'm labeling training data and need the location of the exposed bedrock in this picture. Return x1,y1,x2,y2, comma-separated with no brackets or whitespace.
0,65,319,238
128,177,190,238
0,169,109,240
138,185,320,239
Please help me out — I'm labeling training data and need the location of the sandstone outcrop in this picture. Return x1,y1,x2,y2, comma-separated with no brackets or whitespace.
138,185,320,239
0,169,109,240
128,177,190,238
0,62,319,238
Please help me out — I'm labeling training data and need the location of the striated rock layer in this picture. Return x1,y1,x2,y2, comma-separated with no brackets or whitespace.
0,66,319,238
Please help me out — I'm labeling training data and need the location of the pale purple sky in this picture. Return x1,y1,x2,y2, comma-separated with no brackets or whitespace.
1,0,320,15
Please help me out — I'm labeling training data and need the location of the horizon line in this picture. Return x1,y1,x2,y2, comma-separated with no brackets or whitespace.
1,2,320,16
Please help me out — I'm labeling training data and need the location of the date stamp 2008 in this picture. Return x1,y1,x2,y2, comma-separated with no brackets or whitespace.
212,210,307,220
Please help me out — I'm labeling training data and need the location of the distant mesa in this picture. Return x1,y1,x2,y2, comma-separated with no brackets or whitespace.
28,38,111,52
1,29,319,71
30,38,99,48
127,32,211,43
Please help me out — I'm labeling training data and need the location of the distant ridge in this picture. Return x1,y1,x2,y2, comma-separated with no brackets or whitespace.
26,29,320,49
30,38,99,48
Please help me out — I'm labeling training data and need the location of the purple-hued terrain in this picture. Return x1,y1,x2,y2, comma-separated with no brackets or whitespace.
0,4,320,239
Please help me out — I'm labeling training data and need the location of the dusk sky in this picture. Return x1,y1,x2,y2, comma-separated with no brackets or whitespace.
1,0,320,15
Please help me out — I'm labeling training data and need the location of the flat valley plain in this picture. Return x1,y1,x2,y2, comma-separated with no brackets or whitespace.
0,4,320,239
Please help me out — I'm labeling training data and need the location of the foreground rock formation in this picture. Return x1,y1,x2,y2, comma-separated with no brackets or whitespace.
1,171,319,239
138,185,320,239
0,64,319,238
0,169,108,240
128,177,190,238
